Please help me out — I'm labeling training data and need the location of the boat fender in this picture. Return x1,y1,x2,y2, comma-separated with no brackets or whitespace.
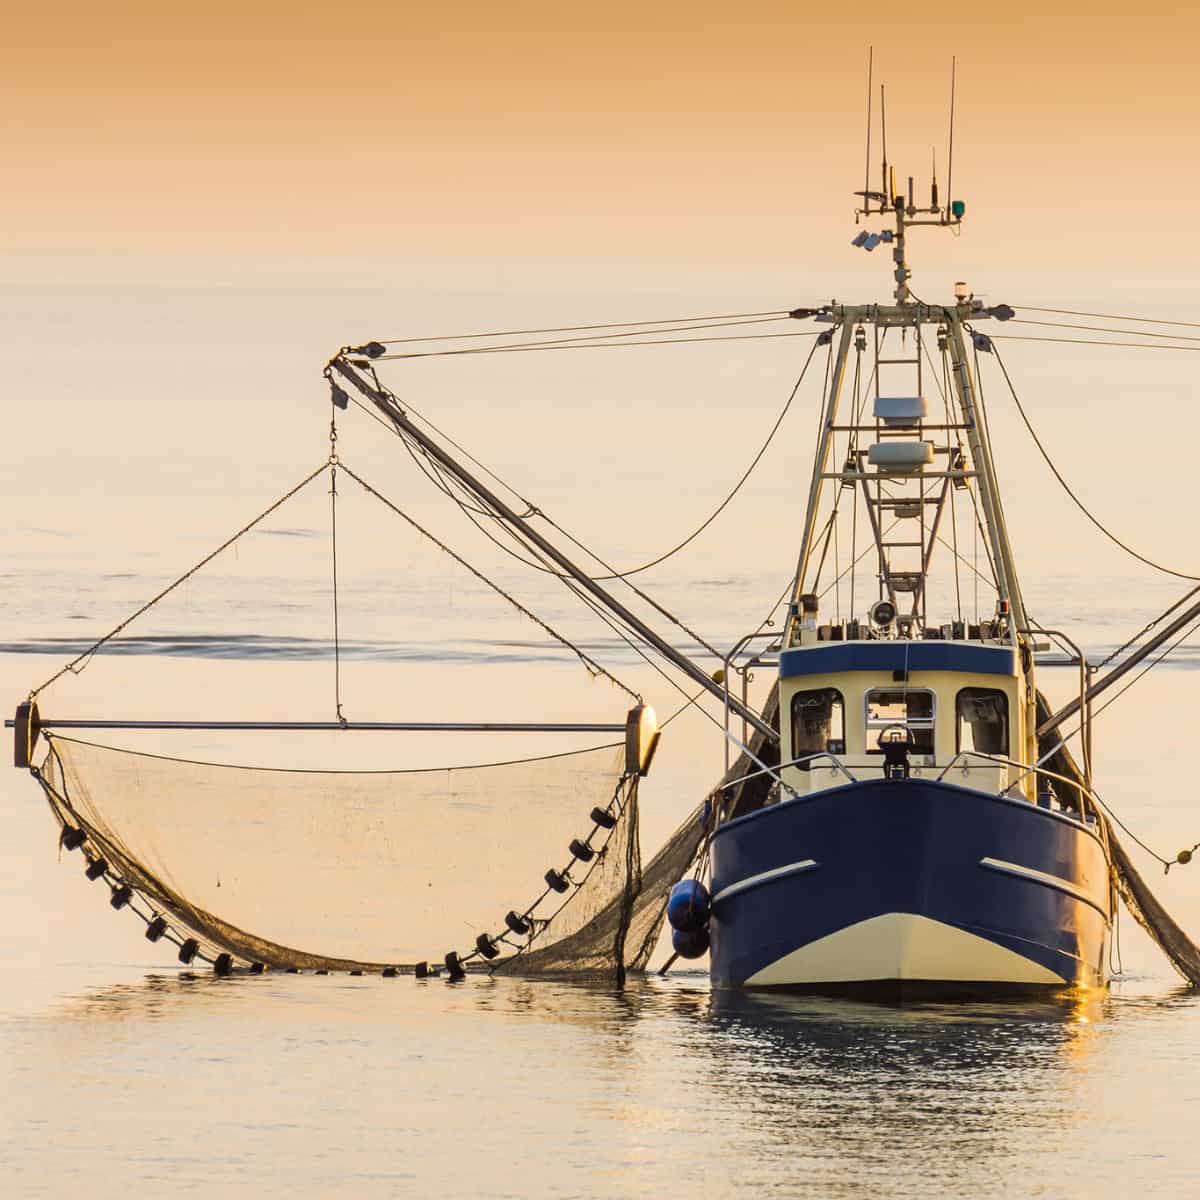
145,915,168,942
568,838,595,862
544,869,570,893
667,879,711,933
590,806,617,830
109,883,133,910
504,910,531,935
671,926,710,959
84,857,108,881
178,938,199,965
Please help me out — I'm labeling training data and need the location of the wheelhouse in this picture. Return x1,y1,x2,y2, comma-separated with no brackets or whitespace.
776,640,1037,799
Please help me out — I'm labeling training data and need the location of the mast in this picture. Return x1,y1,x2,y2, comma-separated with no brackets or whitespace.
787,82,1024,647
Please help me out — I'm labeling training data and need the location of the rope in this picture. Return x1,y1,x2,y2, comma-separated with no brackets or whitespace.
1010,305,1200,330
540,339,823,579
30,461,333,699
990,343,1200,581
377,330,822,360
376,309,794,345
336,461,640,702
993,334,1200,353
1007,317,1200,344
1095,586,1200,671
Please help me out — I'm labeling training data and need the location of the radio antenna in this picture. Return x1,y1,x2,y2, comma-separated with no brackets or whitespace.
880,83,889,200
946,56,957,223
863,47,874,212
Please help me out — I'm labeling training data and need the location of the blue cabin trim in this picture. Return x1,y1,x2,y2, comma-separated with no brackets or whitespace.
778,642,1016,679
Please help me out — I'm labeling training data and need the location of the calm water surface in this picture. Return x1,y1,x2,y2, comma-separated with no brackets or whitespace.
4,285,1200,1196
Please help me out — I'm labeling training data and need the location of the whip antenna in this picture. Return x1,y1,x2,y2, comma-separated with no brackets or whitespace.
946,56,957,223
880,83,889,199
864,47,874,212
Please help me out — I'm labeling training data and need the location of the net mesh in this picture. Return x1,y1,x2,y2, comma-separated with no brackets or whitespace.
1036,691,1200,987
38,734,647,976
30,686,783,981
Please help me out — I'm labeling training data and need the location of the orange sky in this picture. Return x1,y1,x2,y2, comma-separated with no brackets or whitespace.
6,1,1200,292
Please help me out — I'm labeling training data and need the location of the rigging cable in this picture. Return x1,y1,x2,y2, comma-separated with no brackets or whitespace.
1009,305,1200,330
30,460,334,699
328,410,346,725
336,462,640,702
1095,585,1200,671
375,309,794,345
994,335,1200,353
990,343,1200,581
376,329,822,360
1006,318,1200,343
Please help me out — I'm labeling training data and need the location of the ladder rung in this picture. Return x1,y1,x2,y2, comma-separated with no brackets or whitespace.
876,358,920,365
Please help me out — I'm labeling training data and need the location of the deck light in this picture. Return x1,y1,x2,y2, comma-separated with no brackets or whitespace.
851,231,870,247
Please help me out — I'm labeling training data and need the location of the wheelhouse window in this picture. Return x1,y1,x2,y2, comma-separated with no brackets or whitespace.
865,688,935,755
791,688,845,769
956,687,1009,756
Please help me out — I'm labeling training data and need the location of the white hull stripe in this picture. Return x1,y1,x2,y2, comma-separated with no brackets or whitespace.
712,859,819,906
979,856,1105,912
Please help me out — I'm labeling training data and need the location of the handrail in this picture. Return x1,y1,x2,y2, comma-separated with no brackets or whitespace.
719,750,859,794
936,750,1096,815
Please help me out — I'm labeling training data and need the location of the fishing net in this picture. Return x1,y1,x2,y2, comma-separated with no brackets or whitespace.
36,733,651,978
1036,691,1200,987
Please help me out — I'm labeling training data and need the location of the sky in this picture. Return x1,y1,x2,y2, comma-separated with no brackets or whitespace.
3,0,1198,633
6,1,1200,293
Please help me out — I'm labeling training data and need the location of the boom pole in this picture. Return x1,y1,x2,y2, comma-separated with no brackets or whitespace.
330,356,777,741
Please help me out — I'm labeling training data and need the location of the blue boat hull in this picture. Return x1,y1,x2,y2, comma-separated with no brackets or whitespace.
708,779,1111,991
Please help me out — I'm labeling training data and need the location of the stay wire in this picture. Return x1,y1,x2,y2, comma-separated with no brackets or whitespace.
991,343,1200,581
377,330,823,360
336,461,640,702
377,315,792,358
31,460,333,699
352,371,726,659
1096,585,1200,670
329,412,346,726
993,334,1200,353
1009,305,1200,331
1007,317,1200,344
376,309,793,345
400,426,725,660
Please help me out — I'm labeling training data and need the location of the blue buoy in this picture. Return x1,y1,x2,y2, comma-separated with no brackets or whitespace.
666,879,710,933
671,926,710,959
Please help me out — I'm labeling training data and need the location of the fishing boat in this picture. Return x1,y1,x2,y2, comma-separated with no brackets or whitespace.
697,194,1115,993
10,84,1200,993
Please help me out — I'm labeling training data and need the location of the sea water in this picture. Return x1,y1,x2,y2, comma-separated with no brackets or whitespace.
3,283,1200,1197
